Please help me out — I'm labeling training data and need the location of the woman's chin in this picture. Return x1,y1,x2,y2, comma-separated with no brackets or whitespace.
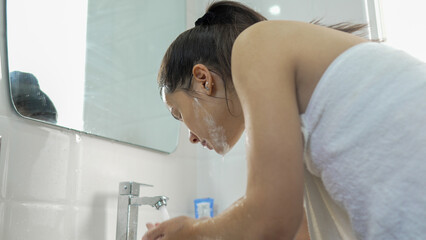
216,131,244,156
213,143,231,156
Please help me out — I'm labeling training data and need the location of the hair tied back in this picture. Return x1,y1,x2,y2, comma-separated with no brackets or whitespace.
195,11,216,26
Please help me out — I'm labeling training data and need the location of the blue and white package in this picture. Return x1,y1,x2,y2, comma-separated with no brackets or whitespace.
194,198,214,219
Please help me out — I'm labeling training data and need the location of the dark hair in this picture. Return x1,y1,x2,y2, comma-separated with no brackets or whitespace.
10,71,58,123
158,1,366,97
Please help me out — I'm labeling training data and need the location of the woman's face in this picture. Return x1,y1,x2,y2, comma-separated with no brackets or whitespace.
163,65,245,155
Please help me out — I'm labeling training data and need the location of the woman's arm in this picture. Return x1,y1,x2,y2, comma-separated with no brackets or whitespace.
295,211,310,240
229,21,305,238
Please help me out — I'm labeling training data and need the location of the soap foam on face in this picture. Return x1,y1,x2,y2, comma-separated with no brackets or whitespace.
193,98,230,155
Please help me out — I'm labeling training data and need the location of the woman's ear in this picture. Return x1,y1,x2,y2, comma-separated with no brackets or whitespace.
192,64,215,96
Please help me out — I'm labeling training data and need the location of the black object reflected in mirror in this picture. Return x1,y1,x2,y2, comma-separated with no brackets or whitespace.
10,71,58,123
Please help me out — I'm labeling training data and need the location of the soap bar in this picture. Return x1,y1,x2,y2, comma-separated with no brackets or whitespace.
194,198,214,219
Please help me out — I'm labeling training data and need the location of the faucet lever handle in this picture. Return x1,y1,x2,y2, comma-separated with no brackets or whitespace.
119,181,153,196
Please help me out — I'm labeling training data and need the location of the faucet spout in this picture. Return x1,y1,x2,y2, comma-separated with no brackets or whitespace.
116,182,169,240
131,196,168,209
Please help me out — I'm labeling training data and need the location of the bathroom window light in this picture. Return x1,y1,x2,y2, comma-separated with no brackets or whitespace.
269,5,281,16
381,0,426,62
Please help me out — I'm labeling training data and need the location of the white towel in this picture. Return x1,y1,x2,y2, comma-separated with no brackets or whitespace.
301,42,426,240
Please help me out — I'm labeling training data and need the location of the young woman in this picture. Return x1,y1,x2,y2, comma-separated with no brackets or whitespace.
143,1,426,239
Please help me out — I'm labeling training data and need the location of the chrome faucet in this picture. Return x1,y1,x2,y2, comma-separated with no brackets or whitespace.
116,182,169,240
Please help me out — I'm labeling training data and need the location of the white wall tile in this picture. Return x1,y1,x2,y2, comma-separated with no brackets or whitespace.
0,201,4,236
196,132,247,214
4,201,77,240
0,114,198,239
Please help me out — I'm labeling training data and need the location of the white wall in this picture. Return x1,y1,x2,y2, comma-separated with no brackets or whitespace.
0,92,200,240
195,135,247,214
187,0,369,26
381,0,426,62
0,99,200,240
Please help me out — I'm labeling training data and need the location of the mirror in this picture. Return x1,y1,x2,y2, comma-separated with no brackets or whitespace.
6,0,184,153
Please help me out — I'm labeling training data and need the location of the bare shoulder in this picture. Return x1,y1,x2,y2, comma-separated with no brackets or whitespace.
233,20,305,45
232,20,303,67
231,21,302,84
232,20,366,69
230,22,306,238
233,20,365,54
231,20,368,112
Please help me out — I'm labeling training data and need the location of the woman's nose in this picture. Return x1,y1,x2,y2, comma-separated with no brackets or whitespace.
189,131,200,144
